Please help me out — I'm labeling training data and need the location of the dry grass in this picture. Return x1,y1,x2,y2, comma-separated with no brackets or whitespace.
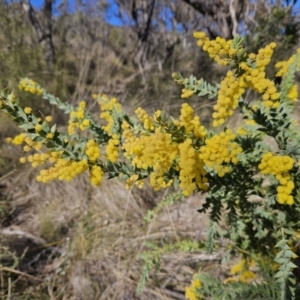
0,161,226,299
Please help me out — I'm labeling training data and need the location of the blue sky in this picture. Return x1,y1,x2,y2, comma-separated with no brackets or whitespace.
29,0,300,27
30,0,123,26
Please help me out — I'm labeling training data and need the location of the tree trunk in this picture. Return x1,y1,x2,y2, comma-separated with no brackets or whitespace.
21,0,55,67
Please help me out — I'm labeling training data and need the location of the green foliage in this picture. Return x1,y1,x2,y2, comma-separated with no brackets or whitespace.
172,73,219,99
143,192,183,222
195,273,280,300
274,227,298,300
3,31,300,300
137,240,202,293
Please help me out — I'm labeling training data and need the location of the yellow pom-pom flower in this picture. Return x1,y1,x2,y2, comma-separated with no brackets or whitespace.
24,107,32,114
185,278,202,300
89,165,103,186
46,133,54,139
35,124,43,132
106,137,119,162
199,130,242,176
45,116,53,122
259,152,295,205
85,139,101,162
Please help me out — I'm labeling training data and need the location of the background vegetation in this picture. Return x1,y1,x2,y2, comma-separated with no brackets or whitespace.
1,0,300,299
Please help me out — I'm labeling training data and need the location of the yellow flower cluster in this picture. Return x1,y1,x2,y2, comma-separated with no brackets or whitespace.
122,127,175,170
35,124,43,132
7,133,43,151
237,44,278,110
14,134,101,186
178,139,207,196
99,108,114,134
237,119,257,136
185,278,202,300
36,159,89,183
213,43,280,123
287,84,298,102
19,156,27,163
121,120,133,140
18,78,43,95
122,106,241,194
275,49,300,77
259,152,295,205
95,94,121,112
181,88,194,99
27,153,50,167
45,115,53,123
121,122,146,188
125,174,144,189
85,139,101,162
193,32,279,123
96,95,121,135
135,107,154,130
224,259,256,284
106,135,119,162
193,31,236,66
238,44,278,109
199,130,242,176
89,165,103,186
212,71,245,127
24,107,32,114
68,101,89,134
122,126,177,190
275,52,299,102
7,133,26,145
244,68,280,109
177,103,206,138
25,136,43,150
149,173,173,191
254,43,277,70
46,132,54,139
171,73,195,99
20,151,61,167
